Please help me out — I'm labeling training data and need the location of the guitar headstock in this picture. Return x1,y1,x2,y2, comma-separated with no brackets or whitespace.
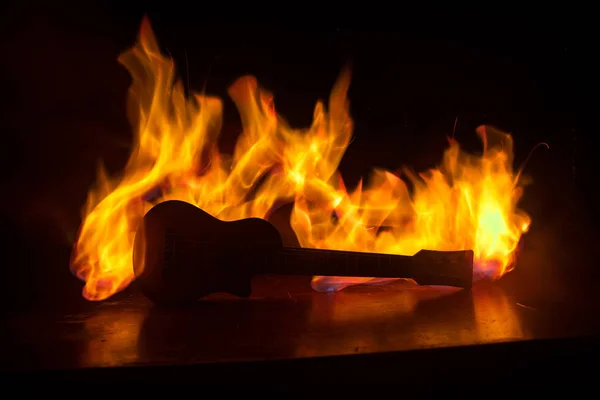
413,249,474,265
412,249,474,288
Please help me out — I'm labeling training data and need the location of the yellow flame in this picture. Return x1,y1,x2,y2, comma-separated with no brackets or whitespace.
71,18,531,301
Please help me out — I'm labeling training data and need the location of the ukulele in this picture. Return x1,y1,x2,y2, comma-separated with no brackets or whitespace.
133,200,473,304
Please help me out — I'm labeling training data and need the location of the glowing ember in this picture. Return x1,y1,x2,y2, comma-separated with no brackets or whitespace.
71,18,532,301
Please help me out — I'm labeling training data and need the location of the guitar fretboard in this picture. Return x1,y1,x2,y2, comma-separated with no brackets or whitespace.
263,247,415,278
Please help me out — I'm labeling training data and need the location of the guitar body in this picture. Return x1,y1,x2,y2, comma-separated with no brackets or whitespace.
133,200,283,305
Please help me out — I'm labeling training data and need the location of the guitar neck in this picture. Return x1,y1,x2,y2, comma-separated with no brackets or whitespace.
258,247,473,288
261,247,413,278
162,231,473,288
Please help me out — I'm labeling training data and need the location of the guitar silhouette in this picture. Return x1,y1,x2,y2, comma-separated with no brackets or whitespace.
133,200,473,304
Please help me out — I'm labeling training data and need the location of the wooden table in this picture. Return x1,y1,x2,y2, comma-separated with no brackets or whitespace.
1,200,598,384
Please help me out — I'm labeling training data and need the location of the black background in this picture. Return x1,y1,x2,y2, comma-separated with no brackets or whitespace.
0,2,595,314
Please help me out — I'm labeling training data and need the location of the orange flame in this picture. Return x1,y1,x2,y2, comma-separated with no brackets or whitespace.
71,18,531,301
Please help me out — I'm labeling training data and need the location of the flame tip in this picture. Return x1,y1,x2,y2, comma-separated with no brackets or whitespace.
139,15,153,32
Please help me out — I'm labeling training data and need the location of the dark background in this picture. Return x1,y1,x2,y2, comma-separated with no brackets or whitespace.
0,3,595,315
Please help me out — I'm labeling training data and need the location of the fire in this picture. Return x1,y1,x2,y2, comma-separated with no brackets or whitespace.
71,18,531,301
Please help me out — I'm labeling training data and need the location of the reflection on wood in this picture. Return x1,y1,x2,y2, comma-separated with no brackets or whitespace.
2,274,587,371
82,304,148,367
472,282,529,342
